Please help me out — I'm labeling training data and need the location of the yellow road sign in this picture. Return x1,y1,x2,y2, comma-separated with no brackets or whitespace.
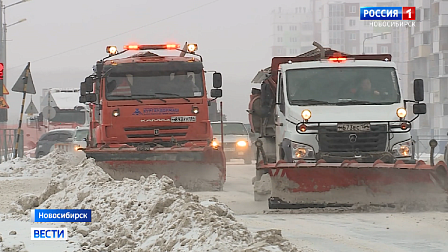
3,84,8,95
0,97,9,108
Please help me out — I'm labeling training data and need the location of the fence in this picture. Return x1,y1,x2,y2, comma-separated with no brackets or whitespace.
0,129,24,163
414,135,448,159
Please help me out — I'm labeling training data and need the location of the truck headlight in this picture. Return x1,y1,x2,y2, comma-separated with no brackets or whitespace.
291,142,314,159
396,108,407,119
301,109,311,121
392,140,412,157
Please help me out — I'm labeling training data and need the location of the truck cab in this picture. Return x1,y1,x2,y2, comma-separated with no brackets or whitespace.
273,53,425,163
249,46,426,165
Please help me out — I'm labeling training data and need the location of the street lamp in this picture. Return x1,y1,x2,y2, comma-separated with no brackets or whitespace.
362,32,391,55
1,0,30,94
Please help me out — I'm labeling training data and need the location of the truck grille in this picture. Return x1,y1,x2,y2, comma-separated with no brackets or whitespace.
318,124,387,152
124,126,188,139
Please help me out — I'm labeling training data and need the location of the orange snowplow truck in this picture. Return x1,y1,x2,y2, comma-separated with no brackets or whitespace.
78,42,226,191
249,42,448,210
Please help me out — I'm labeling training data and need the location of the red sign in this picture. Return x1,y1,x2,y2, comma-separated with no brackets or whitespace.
402,7,416,20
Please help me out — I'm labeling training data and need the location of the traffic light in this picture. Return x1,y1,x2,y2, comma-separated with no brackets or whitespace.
0,63,4,80
0,62,7,122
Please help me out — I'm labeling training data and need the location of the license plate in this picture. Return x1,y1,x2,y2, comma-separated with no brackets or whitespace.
337,123,371,132
224,148,235,151
171,116,196,123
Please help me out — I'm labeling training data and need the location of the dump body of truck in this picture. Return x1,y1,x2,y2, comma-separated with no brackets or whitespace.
78,43,226,191
248,42,448,210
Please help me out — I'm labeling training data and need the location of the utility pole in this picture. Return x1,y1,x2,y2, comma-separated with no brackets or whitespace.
0,0,5,124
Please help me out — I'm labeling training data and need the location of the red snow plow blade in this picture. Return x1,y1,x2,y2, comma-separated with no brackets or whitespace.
84,144,226,191
263,159,448,210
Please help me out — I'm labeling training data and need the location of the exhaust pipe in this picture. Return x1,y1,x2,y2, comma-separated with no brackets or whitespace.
312,41,325,59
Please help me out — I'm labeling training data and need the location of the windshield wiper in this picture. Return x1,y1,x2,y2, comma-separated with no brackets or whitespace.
290,99,329,105
335,100,389,105
108,95,143,103
132,94,166,103
154,93,190,102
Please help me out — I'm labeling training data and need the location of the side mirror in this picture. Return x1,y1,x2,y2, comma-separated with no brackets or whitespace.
413,103,426,114
210,89,222,98
85,93,97,103
213,73,222,88
85,77,94,92
79,96,87,104
413,79,424,102
80,81,86,96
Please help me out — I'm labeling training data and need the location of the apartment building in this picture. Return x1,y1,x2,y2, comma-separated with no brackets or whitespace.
271,5,315,56
407,0,448,141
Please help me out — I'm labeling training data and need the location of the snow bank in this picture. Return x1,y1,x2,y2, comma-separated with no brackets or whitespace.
6,153,298,251
0,150,76,178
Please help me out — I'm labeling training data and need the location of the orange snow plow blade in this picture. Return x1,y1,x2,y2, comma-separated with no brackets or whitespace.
264,159,448,210
84,145,226,191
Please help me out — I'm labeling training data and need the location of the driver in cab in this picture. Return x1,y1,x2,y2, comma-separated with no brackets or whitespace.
351,77,384,101
165,71,198,96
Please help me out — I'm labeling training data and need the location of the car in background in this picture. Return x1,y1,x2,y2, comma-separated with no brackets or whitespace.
211,121,253,164
35,129,76,158
73,126,89,151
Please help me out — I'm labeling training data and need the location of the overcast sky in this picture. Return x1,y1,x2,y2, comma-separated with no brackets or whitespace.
3,0,310,123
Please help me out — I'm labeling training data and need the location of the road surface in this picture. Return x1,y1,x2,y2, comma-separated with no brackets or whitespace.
195,159,448,252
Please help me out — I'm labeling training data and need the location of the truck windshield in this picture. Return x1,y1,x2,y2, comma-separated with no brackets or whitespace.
105,71,204,101
285,67,401,105
49,110,85,124
211,123,248,135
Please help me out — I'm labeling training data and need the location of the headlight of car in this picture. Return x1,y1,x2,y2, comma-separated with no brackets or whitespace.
237,140,248,147
291,142,315,159
391,140,413,157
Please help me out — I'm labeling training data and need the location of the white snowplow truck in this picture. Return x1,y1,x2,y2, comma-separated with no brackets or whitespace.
248,42,448,210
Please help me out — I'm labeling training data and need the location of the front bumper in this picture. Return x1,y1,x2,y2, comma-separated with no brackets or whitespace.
314,151,414,163
223,146,251,159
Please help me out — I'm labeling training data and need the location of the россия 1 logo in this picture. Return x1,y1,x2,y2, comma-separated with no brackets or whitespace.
360,7,415,20
360,6,416,28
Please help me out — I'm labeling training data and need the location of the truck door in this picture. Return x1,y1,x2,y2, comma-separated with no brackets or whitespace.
275,72,286,161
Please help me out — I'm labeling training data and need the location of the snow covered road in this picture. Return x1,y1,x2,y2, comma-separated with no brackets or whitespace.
0,154,447,251
195,160,448,252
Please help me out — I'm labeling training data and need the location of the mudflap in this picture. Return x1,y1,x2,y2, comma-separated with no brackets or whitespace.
84,145,226,192
266,159,448,211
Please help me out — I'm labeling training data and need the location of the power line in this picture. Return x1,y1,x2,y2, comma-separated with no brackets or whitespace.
6,0,220,71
